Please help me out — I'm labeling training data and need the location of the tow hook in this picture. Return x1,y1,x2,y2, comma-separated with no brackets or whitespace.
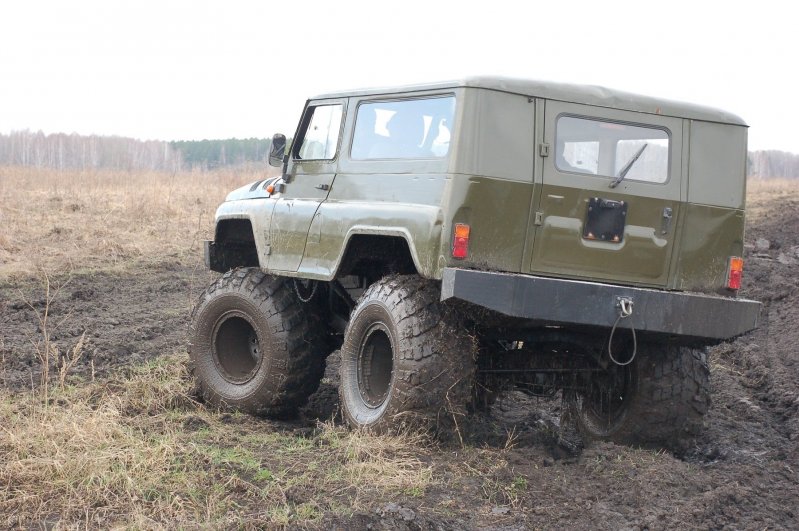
617,296,634,318
609,296,637,366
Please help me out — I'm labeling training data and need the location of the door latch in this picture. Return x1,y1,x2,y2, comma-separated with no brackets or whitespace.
661,207,673,235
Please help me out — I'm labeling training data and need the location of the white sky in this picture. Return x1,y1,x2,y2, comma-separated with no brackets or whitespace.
0,0,795,151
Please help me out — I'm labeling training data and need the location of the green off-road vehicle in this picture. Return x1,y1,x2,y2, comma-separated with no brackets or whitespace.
189,77,760,447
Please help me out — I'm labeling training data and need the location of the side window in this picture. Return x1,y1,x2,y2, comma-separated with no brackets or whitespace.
555,116,670,183
351,96,455,160
296,104,343,160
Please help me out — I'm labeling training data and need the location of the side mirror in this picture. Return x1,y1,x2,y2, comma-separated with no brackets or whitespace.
268,133,287,167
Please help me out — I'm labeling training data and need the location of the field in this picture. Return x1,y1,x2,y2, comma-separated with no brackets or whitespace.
1,168,798,528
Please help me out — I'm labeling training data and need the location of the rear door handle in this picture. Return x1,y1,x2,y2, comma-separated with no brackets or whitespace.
315,183,330,191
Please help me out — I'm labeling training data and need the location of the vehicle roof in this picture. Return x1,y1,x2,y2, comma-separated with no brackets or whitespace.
313,76,747,126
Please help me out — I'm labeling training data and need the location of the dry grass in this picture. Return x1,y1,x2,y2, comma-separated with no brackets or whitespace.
4,168,792,527
0,355,436,528
0,166,265,279
0,358,196,527
0,166,445,527
746,177,799,221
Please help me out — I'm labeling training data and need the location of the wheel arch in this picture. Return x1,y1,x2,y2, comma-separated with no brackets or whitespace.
209,217,260,272
332,229,430,280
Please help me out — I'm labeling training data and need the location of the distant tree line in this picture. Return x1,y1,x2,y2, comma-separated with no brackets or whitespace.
0,130,178,171
748,150,799,179
0,130,271,171
2,130,799,178
169,138,271,169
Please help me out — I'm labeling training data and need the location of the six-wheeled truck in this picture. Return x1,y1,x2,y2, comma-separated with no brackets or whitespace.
189,77,760,447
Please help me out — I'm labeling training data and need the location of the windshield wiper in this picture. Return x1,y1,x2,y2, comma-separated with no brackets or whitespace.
610,143,648,188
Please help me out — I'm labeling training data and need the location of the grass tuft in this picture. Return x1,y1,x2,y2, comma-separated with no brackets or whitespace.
0,355,436,527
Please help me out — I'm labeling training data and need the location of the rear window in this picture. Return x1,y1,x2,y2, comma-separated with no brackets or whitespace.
351,96,455,160
555,116,670,183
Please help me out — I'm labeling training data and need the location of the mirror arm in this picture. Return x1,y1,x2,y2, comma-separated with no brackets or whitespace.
282,153,290,183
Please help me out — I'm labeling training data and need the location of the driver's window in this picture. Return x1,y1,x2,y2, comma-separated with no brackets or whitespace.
296,104,343,160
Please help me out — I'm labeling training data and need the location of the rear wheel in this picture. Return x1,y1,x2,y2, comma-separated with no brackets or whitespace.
339,275,476,435
189,268,326,416
567,343,710,448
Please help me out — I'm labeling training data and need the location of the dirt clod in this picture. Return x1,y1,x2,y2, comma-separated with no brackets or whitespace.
182,415,210,431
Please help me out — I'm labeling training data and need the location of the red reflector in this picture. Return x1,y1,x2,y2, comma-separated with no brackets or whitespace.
727,256,743,290
453,223,470,259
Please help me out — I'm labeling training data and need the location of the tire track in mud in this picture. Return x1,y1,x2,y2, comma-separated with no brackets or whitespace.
0,263,216,390
698,198,799,462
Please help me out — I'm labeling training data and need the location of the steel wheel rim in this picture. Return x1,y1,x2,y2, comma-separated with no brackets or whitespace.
211,310,263,384
357,322,394,409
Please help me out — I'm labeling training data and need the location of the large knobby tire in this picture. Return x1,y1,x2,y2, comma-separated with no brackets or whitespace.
339,275,476,435
567,343,710,448
189,268,325,416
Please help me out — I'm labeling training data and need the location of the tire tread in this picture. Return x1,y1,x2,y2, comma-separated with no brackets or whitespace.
189,268,325,416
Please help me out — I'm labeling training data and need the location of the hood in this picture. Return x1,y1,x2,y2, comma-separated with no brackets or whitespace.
224,178,279,202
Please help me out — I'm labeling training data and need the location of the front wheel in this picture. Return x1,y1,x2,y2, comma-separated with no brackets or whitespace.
338,275,476,435
567,344,710,448
188,268,326,416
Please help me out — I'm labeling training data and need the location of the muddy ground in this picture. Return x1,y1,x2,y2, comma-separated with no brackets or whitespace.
2,196,798,529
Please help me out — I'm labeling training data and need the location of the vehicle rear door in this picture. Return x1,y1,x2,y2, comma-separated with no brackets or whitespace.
531,101,683,287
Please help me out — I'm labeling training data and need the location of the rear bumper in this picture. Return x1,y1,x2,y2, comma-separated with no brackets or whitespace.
441,268,761,342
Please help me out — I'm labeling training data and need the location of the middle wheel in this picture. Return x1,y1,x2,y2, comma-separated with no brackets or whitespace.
339,275,476,433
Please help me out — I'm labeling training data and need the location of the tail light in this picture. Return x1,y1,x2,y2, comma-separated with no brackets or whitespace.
726,256,743,290
452,223,470,259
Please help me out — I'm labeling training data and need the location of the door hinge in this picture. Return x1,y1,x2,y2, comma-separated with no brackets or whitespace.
534,211,544,226
539,143,550,157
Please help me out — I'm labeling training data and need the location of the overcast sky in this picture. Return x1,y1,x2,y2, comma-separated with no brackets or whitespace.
0,0,795,151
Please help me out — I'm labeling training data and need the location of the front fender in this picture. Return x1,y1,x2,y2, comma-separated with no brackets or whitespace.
214,197,278,268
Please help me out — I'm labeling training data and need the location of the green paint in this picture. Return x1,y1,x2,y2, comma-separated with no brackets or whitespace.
213,78,748,295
